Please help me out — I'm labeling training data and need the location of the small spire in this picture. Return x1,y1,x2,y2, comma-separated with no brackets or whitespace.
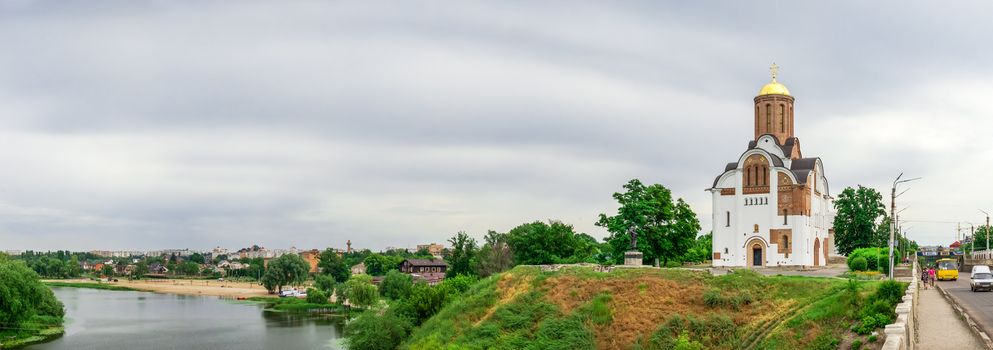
769,62,780,82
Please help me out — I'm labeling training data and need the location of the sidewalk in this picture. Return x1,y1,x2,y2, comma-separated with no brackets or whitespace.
917,286,985,348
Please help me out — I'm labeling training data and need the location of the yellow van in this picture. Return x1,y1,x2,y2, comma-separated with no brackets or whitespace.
937,258,959,281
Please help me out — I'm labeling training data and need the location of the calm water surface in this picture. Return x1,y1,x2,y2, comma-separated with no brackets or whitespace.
30,287,345,350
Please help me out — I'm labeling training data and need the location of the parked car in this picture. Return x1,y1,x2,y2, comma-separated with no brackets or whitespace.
972,271,993,292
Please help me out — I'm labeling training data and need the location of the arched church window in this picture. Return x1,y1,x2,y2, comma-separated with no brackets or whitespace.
762,167,767,186
765,104,771,131
779,105,785,132
783,209,788,224
753,224,759,233
726,211,731,227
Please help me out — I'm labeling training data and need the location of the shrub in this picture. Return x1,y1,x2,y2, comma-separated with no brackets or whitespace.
868,335,878,342
703,289,722,307
851,339,863,350
850,257,868,271
877,254,891,275
848,248,881,271
872,280,905,305
441,274,478,294
843,279,863,310
673,331,704,350
306,288,328,304
855,316,877,335
343,311,413,350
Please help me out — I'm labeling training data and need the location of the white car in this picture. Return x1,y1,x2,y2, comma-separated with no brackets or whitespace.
279,289,301,297
971,271,993,292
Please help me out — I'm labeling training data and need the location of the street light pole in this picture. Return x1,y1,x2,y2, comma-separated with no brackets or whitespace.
889,173,921,280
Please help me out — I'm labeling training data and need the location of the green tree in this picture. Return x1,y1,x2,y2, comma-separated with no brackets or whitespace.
101,264,115,278
0,259,65,325
505,221,585,265
67,255,82,278
188,253,206,264
261,254,310,293
445,231,477,278
345,274,379,308
132,262,150,279
314,274,336,293
475,230,515,277
682,233,714,263
832,185,887,255
380,270,413,300
596,179,701,267
364,254,402,276
317,248,350,283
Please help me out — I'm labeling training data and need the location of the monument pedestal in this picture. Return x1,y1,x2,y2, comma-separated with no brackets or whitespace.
624,251,644,266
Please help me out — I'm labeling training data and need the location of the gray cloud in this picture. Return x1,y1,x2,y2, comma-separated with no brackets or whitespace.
1,1,991,250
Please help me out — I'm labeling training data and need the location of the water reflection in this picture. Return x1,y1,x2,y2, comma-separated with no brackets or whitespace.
30,287,345,350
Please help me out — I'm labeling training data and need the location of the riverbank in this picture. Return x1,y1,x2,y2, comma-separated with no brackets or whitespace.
0,316,64,349
42,279,272,298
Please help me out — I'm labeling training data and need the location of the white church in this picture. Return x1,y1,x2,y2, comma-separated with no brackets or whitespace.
708,67,836,267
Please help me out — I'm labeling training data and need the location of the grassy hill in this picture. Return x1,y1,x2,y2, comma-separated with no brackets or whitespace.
402,266,895,350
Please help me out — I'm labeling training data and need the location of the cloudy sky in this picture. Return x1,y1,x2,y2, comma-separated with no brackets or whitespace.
1,1,992,251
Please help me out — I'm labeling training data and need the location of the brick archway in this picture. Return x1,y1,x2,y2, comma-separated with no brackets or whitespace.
745,238,767,267
813,238,821,266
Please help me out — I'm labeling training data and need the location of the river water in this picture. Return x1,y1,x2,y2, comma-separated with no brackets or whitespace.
29,287,346,350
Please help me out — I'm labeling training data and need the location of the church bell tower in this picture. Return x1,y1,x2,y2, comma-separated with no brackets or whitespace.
753,63,795,144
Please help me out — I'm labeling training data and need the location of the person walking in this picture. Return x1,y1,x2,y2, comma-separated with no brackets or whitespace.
928,266,937,287
922,265,930,289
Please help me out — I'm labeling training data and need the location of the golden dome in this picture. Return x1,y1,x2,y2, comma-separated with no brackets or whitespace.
758,81,790,96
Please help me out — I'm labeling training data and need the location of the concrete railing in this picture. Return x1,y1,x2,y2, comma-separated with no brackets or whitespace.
882,261,918,350
972,250,993,260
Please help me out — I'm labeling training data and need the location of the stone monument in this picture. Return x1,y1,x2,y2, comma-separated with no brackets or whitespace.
624,226,643,266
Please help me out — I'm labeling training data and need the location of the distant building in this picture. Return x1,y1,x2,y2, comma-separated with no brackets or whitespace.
416,243,445,257
299,249,320,274
350,262,367,275
400,259,448,285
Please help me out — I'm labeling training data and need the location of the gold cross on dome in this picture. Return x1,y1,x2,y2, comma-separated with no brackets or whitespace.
769,62,780,82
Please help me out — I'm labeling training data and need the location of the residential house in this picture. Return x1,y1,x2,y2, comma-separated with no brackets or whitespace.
400,259,448,285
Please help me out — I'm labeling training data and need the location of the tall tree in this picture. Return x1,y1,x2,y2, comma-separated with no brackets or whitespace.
445,231,477,278
505,221,585,265
475,230,515,277
261,253,310,293
832,185,887,255
596,179,701,267
318,248,351,283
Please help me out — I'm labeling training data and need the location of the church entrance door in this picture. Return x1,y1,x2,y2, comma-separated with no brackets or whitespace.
752,247,762,266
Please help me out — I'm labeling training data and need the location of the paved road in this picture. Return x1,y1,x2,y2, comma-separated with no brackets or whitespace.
936,272,993,339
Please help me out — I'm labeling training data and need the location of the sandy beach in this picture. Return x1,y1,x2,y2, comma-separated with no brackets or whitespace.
48,279,280,298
